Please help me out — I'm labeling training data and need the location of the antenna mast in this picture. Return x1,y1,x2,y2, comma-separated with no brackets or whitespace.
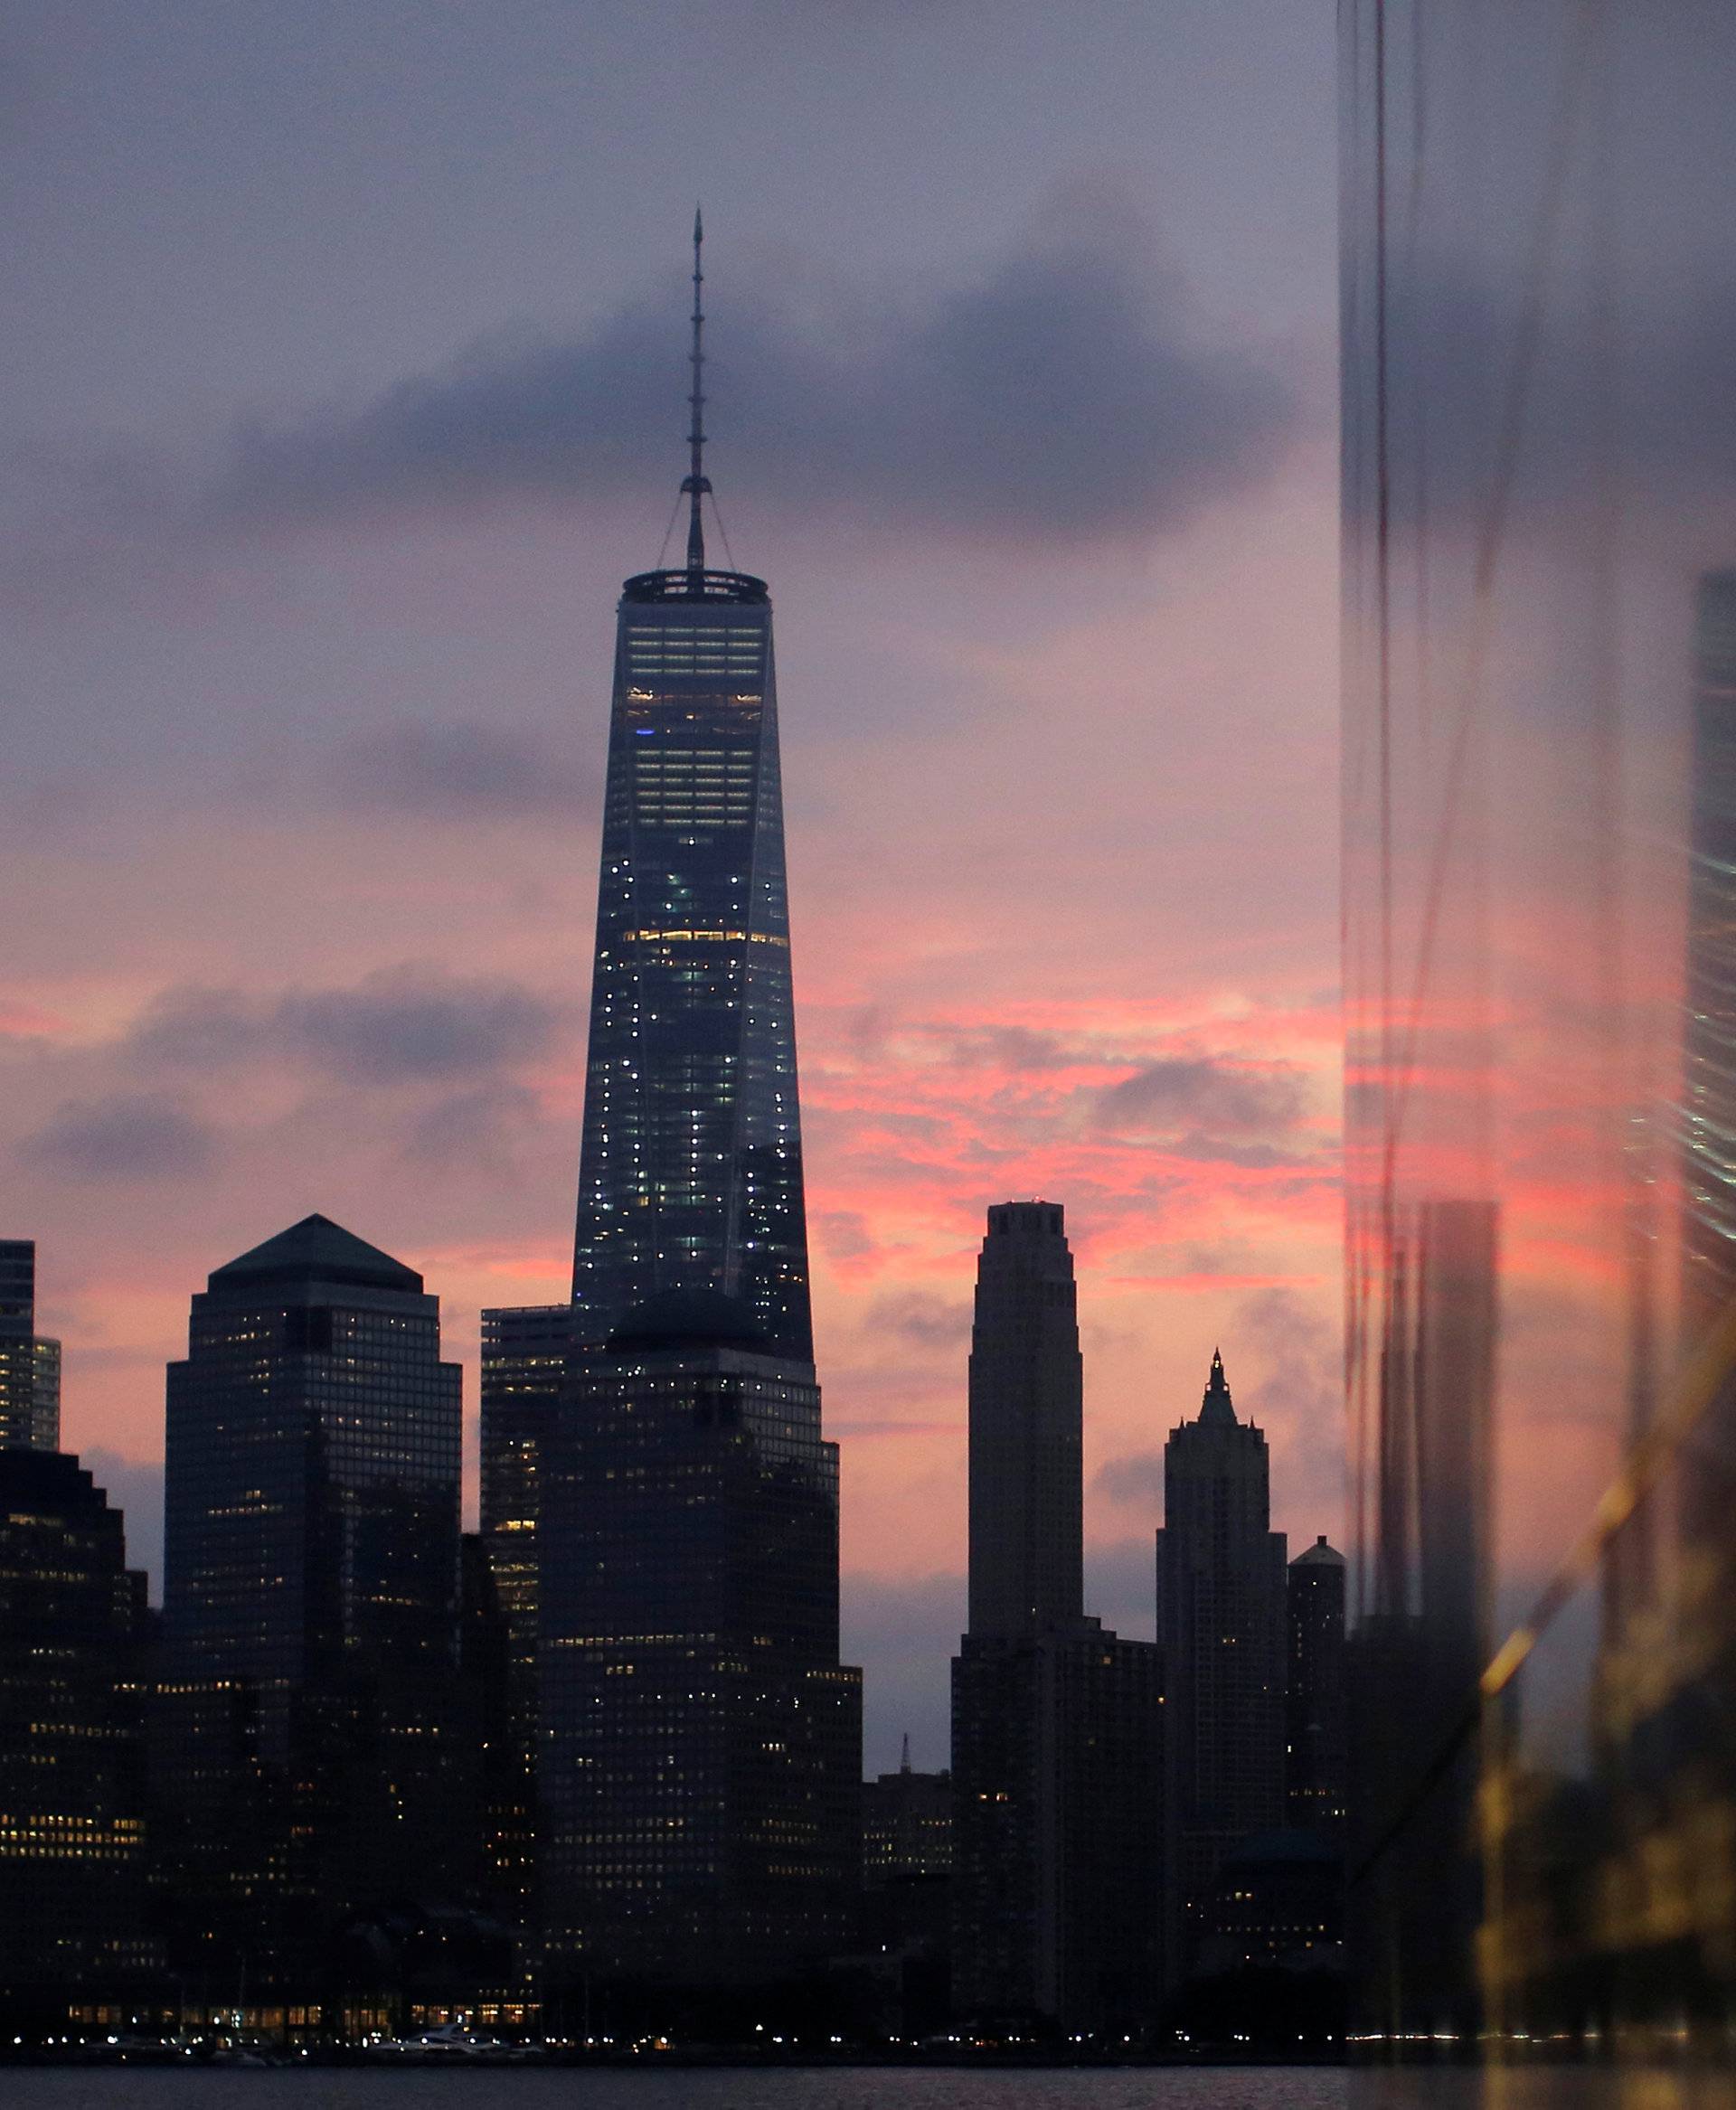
680,206,711,575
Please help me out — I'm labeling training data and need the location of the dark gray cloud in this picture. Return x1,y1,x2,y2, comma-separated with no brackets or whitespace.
865,1288,970,1352
128,968,567,1088
16,1091,219,1182
399,1081,546,1173
332,721,599,823
816,1210,877,1263
1094,1450,1165,1508
1096,1055,1307,1139
943,1025,1074,1071
209,222,1295,548
285,974,561,1086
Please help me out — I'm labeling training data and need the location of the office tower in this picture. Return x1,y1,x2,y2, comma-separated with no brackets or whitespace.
0,1239,61,1451
1342,7,1736,2088
478,1300,575,1747
951,1201,1163,2037
540,1295,859,1991
566,221,808,1361
0,1449,152,2012
535,220,861,2002
159,1215,464,1963
967,1202,1082,1639
1156,1352,1287,1975
1286,1537,1347,1838
861,1747,953,2039
863,1744,953,1885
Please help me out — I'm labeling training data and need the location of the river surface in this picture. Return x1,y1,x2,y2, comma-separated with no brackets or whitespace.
5,2068,1346,2110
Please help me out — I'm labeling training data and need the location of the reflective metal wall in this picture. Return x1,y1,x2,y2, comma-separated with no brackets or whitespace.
1341,2,1736,2095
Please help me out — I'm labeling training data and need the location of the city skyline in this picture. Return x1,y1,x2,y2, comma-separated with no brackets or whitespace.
0,4,1342,1775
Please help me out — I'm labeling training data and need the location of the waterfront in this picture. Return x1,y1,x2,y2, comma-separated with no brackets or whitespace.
3,2068,1346,2110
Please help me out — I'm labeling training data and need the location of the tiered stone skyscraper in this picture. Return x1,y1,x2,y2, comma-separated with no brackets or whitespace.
951,1201,1163,2034
1156,1351,1288,1974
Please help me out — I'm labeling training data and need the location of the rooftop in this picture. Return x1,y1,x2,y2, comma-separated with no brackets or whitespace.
209,1214,425,1295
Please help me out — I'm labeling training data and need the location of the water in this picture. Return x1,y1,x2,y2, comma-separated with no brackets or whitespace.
2,2069,1345,2110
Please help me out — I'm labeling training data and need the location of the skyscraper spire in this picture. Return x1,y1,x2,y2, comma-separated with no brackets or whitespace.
1200,1346,1236,1425
681,205,711,575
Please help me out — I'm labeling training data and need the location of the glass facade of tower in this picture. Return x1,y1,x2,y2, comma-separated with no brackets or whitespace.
159,1215,466,1973
539,1320,860,1987
0,1448,152,2011
571,570,811,1361
0,1238,61,1452
1343,4,1736,2091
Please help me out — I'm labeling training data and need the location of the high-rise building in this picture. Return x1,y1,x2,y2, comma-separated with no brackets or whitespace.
1156,1352,1287,1977
1286,1537,1346,1838
0,1448,152,2013
533,220,860,2002
540,1293,859,1989
0,1239,61,1451
966,1202,1082,1641
567,221,808,1364
863,1746,953,1887
478,1300,575,1747
158,1214,465,1968
951,1201,1163,2036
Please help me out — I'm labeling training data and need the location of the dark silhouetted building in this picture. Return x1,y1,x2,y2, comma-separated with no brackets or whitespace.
0,1239,61,1451
0,1448,152,2013
478,1300,575,1752
863,1744,952,1885
157,1215,464,1982
1287,1537,1346,1837
533,221,860,2007
1156,1351,1287,1979
860,1747,953,2039
539,1290,860,1992
951,1201,1163,2036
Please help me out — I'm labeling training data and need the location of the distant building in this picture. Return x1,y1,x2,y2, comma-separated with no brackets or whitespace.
1156,1352,1288,1978
539,1289,860,1991
0,1448,152,2012
479,1299,576,1758
0,1239,61,1451
158,1214,465,1978
951,1201,1164,2037
1199,1828,1344,1979
1287,1537,1347,1837
863,1747,952,1886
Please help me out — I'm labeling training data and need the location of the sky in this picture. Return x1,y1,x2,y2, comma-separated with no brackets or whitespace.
0,0,1342,1772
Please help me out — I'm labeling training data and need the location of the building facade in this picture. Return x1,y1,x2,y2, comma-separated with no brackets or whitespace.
158,1215,465,1973
0,1238,61,1452
1343,3,1736,2090
540,1294,859,1991
0,1448,151,2012
950,1201,1163,2035
1286,1537,1346,1839
1156,1352,1287,1978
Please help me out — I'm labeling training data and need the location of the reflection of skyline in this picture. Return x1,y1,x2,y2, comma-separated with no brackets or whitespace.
1683,571,1736,1339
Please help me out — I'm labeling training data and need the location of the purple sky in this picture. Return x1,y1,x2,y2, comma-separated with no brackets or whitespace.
2,1,1339,1772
